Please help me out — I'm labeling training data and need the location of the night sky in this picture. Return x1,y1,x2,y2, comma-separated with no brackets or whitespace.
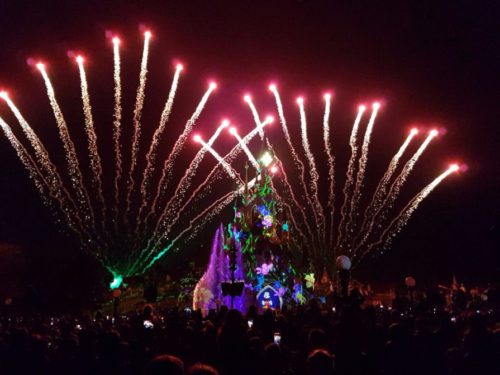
0,0,498,296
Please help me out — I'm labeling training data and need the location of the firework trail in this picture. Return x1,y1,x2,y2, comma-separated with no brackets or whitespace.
378,129,438,217
196,136,240,181
298,97,326,247
354,129,438,251
137,64,183,222
37,63,95,230
0,117,49,206
229,127,260,169
269,85,323,243
322,93,336,250
355,164,458,264
145,82,216,225
244,94,264,139
335,105,366,251
148,120,230,241
353,128,418,248
0,31,460,281
224,116,273,164
0,93,87,236
0,116,88,241
124,31,151,220
112,37,123,228
166,119,272,231
76,56,106,225
137,190,237,274
345,103,380,247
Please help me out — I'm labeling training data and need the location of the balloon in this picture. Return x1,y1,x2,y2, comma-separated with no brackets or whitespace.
336,255,352,270
405,276,416,288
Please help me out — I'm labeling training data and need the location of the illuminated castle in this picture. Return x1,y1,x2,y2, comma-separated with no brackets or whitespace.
193,152,311,312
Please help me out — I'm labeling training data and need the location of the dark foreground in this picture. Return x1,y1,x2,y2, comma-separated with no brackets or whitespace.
1,288,499,375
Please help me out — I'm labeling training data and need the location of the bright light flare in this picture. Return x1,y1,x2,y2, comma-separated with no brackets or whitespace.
243,94,251,103
410,128,419,135
36,62,45,71
265,115,274,123
209,81,217,90
228,127,237,135
176,63,184,71
144,30,152,39
358,104,366,112
296,96,304,105
324,92,332,101
109,275,123,289
193,134,202,143
76,55,84,64
372,101,381,110
270,165,278,174
260,151,273,167
0,91,8,100
449,163,459,172
430,129,439,137
112,36,121,45
268,83,277,91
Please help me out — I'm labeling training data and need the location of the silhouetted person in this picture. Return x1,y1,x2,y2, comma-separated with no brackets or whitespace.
145,354,184,375
187,363,219,375
307,348,334,375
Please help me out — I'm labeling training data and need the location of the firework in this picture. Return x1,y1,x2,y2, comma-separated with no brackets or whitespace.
355,164,459,265
229,126,260,169
322,93,336,249
0,33,237,287
124,31,152,222
269,85,323,247
234,91,458,271
0,31,459,285
112,36,123,228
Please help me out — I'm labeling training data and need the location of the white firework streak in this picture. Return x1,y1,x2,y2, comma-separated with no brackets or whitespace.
0,116,84,240
197,138,240,181
298,98,326,249
137,64,183,223
244,95,264,139
322,94,336,250
37,64,96,232
0,94,87,238
355,166,456,264
0,117,48,204
124,32,151,221
76,58,106,227
335,106,366,252
355,130,437,250
112,38,123,229
145,84,216,226
147,121,229,246
164,120,271,231
353,129,417,249
345,104,380,249
230,128,260,169
270,86,323,245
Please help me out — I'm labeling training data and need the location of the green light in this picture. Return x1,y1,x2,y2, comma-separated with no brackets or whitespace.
260,151,273,167
109,275,123,289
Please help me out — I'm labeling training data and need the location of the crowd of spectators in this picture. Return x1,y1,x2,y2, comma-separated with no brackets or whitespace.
0,285,498,374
